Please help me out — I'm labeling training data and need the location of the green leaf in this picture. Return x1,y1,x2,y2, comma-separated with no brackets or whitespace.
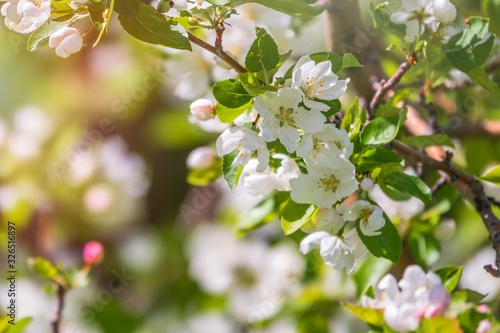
342,53,364,69
27,20,71,51
478,165,500,185
213,79,254,108
280,197,315,235
297,315,329,333
222,149,243,191
417,317,462,333
114,0,139,17
380,172,432,205
369,2,405,38
118,4,191,50
88,0,112,31
341,98,362,140
356,211,402,264
444,17,493,72
245,28,280,75
186,163,222,186
4,317,32,333
434,266,463,293
237,194,279,233
408,231,441,268
357,149,404,173
28,257,59,280
309,51,343,73
241,0,325,17
400,134,455,148
360,116,400,148
467,66,500,94
320,99,341,118
215,101,253,123
344,304,385,327
450,289,486,305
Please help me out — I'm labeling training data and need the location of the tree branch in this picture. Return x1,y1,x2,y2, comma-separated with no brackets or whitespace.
187,32,247,73
367,55,416,119
51,284,66,333
390,140,500,277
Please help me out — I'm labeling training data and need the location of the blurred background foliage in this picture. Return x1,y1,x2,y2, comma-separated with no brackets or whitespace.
0,0,499,332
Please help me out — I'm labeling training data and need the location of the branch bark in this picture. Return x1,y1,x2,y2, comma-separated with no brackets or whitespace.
390,140,500,276
51,284,66,333
187,32,247,73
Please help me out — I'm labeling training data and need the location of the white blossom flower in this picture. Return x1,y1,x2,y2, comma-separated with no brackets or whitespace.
1,0,50,34
49,27,83,58
390,0,435,42
297,125,353,167
432,0,457,24
216,127,269,172
344,200,385,236
241,155,300,196
290,159,357,208
188,225,304,323
344,228,368,259
190,99,216,121
233,109,259,126
254,88,326,153
291,56,350,111
300,231,355,273
189,114,231,133
186,146,216,169
172,0,189,10
301,207,344,234
363,265,451,332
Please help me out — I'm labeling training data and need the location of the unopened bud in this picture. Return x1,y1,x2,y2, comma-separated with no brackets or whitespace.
83,241,104,265
433,219,456,240
360,178,374,191
190,99,216,121
433,0,457,24
187,146,216,169
476,304,491,313
476,320,492,333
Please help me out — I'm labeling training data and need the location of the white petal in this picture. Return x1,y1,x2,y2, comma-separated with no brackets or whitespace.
294,109,326,134
391,11,412,24
277,125,299,153
290,175,316,204
300,231,330,254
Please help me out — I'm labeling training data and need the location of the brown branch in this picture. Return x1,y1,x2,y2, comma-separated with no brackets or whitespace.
51,284,66,333
187,32,247,73
441,121,500,139
390,140,500,277
367,54,416,119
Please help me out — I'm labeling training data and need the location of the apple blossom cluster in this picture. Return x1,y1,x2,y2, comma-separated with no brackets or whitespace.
188,55,388,273
1,0,84,57
362,265,451,331
391,0,457,42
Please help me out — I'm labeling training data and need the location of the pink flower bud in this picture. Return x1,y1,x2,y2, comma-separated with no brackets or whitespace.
83,241,104,265
190,99,216,121
360,178,374,191
477,304,491,314
187,146,216,169
476,319,492,333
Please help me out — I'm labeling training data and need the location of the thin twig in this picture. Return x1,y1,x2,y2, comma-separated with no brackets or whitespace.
390,140,500,277
51,284,66,333
187,32,247,73
367,54,416,120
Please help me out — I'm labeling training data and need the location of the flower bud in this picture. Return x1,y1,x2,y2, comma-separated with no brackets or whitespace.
83,241,104,265
433,219,456,240
49,27,83,58
476,304,491,313
187,146,216,169
360,178,374,191
190,99,216,121
433,0,457,25
476,320,492,333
